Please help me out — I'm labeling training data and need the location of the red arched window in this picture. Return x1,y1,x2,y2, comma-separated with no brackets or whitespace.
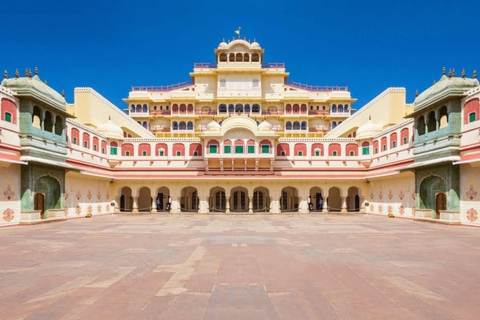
1,98,17,124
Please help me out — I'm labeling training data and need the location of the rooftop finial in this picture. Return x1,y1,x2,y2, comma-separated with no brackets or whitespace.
3,70,7,79
15,69,19,78
448,69,452,78
28,69,32,78
44,79,47,85
452,68,456,77
433,79,436,84
34,66,38,76
442,66,446,75
25,69,29,77
474,70,477,79
462,69,466,78
415,89,419,97
222,38,225,42
61,89,65,97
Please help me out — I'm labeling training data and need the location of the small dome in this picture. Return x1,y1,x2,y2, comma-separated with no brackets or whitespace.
219,41,227,48
258,120,272,131
97,119,124,140
356,118,382,139
251,41,260,48
207,120,221,131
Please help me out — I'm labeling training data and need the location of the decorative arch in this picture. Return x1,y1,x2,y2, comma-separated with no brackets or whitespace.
311,143,324,156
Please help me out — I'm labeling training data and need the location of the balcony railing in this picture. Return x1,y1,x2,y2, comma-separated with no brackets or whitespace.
262,62,285,68
131,81,193,92
308,110,330,116
194,62,216,68
150,110,171,116
286,81,348,92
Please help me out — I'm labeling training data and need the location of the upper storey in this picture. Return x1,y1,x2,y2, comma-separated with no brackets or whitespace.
214,39,265,69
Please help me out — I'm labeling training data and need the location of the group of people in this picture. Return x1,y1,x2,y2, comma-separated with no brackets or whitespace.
156,195,171,211
308,193,324,211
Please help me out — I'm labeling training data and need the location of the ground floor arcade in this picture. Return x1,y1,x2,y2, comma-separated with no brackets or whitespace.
114,180,365,214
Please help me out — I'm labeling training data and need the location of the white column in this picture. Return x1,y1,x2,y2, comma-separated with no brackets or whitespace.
225,196,231,213
269,192,281,214
198,193,210,214
341,196,347,213
114,196,120,213
132,196,139,213
248,195,253,214
298,196,310,214
151,195,157,213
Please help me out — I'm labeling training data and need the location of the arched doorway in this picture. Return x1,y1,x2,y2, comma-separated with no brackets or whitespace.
420,175,446,219
328,187,342,212
120,187,133,212
347,187,360,212
230,187,248,212
309,187,324,212
156,187,169,212
210,187,226,212
34,175,61,218
181,187,198,212
138,187,151,212
281,187,299,212
253,187,269,212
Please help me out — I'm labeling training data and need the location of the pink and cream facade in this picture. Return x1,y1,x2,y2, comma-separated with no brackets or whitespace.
1,40,480,226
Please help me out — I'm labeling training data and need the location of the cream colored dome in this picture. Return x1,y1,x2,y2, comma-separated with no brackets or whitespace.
258,120,272,131
356,119,382,139
97,119,124,140
251,41,260,48
207,120,221,131
219,41,227,48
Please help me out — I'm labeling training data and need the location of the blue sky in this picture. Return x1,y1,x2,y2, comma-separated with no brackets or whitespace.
2,0,479,110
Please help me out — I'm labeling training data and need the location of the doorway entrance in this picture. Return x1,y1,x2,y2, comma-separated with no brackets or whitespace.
34,193,45,218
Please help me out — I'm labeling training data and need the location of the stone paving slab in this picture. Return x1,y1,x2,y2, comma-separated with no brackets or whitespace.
0,214,479,319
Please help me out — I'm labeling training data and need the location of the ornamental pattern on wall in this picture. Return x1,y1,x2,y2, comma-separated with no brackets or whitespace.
466,208,478,222
75,205,81,215
411,207,416,216
378,205,383,213
87,205,93,214
97,190,102,200
76,190,81,201
466,185,477,200
411,192,416,200
97,204,102,213
3,208,14,222
399,205,405,215
399,190,404,201
370,192,374,200
388,190,393,200
378,191,383,200
370,204,374,212
387,205,393,214
3,185,15,200
87,190,92,200
106,192,110,200
105,204,110,212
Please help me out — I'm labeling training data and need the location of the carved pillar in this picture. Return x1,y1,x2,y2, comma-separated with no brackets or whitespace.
226,196,231,213
198,194,210,214
132,196,139,213
248,195,253,214
341,196,347,213
298,196,310,214
151,195,157,213
269,191,281,214
114,196,120,213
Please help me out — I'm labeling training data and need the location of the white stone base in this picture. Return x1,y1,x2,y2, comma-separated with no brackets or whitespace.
21,211,41,221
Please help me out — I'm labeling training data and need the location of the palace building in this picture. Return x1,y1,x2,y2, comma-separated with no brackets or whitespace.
1,40,479,226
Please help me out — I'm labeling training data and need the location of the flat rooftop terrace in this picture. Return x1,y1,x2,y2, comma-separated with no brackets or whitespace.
0,214,479,319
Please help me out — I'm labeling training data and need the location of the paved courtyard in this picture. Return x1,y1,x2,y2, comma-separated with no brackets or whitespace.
0,214,479,320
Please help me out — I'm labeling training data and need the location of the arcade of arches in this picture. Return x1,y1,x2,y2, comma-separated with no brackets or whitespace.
116,184,363,214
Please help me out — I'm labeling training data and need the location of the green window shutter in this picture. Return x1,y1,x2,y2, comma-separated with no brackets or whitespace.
209,145,217,154
315,150,320,156
110,147,117,155
392,141,396,148
5,113,12,123
470,112,476,123
248,145,255,154
84,141,88,148
349,151,354,156
333,151,337,156
235,145,244,154
73,137,77,145
142,151,147,156
261,145,270,154
159,150,164,156
93,145,97,151
224,145,231,154
403,137,407,145
362,147,369,155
